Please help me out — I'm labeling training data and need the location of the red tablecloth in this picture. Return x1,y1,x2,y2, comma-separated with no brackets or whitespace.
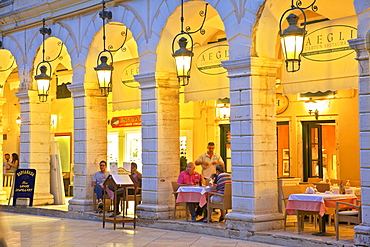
286,193,357,216
176,186,211,207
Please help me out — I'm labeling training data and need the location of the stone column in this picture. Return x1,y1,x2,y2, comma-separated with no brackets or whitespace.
349,37,370,246
0,98,8,203
15,90,54,205
67,83,107,212
221,57,283,233
134,72,180,220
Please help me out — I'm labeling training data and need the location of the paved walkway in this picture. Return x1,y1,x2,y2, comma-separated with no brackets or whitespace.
0,212,281,247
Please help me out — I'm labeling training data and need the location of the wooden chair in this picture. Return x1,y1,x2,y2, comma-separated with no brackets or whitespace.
123,186,142,215
328,179,341,186
3,173,14,200
282,185,321,233
207,183,232,223
308,177,322,184
93,188,113,212
171,181,188,220
335,201,361,240
313,183,330,193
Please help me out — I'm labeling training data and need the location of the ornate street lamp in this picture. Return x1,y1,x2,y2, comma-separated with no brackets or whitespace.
94,0,114,97
34,19,53,102
172,0,208,86
279,0,318,72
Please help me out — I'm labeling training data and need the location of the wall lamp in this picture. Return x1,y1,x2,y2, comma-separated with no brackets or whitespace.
172,0,208,86
16,116,21,126
279,0,318,72
216,97,230,120
305,98,329,120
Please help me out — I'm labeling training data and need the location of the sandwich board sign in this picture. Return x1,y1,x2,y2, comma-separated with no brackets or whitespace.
13,169,36,206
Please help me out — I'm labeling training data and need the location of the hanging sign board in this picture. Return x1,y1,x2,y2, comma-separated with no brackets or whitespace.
111,115,141,128
13,169,37,206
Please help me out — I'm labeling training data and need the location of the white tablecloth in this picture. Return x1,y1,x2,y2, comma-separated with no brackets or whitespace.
288,193,357,203
177,186,212,195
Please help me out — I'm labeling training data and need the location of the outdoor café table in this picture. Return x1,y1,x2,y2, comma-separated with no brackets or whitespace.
176,186,212,207
286,193,357,235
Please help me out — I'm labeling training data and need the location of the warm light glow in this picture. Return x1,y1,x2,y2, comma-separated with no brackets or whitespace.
216,103,230,120
175,56,191,77
281,35,304,60
16,116,21,126
280,13,306,72
37,79,51,95
96,70,112,89
305,100,329,112
50,115,57,128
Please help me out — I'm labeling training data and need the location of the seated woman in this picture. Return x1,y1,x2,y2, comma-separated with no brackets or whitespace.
8,153,19,173
209,164,231,222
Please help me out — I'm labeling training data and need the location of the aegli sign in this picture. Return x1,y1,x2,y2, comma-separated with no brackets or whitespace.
196,44,228,75
302,25,357,62
111,115,141,128
121,62,140,88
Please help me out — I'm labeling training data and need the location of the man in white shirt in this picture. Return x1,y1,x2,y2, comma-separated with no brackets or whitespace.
195,142,224,179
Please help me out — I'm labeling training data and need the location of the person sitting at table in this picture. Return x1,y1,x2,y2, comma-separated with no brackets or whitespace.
177,162,203,222
209,164,231,222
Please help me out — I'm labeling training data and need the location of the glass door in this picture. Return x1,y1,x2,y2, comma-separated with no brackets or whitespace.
302,121,336,182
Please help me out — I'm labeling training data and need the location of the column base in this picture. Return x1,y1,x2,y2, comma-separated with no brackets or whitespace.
137,203,172,220
68,198,93,212
32,193,54,206
354,224,370,246
226,211,284,232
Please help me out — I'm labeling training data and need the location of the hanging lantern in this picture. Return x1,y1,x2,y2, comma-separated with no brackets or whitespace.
172,37,194,86
34,65,52,102
95,55,113,96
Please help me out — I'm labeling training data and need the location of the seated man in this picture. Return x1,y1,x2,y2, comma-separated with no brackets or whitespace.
109,162,142,217
91,160,110,213
209,164,231,222
177,162,203,222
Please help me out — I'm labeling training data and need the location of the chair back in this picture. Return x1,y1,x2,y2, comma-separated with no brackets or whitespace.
222,183,232,209
172,181,180,192
329,179,341,185
308,177,322,184
282,185,303,199
313,183,330,192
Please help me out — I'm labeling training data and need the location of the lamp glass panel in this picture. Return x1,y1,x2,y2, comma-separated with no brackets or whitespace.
37,79,50,94
281,35,304,60
97,70,112,88
175,56,191,77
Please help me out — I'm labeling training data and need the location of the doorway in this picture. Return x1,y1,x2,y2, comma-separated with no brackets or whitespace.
219,124,231,173
302,121,337,182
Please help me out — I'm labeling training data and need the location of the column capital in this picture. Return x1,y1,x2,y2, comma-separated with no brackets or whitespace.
15,90,39,103
67,83,101,98
135,72,178,89
222,57,282,78
349,38,369,77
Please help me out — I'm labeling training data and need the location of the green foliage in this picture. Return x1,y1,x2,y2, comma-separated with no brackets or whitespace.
180,156,187,172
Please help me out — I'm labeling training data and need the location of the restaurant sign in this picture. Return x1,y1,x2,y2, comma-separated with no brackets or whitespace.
111,115,141,128
302,24,357,62
195,44,228,75
121,62,140,88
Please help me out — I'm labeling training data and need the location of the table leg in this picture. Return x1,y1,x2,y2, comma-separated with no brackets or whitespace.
312,214,335,236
